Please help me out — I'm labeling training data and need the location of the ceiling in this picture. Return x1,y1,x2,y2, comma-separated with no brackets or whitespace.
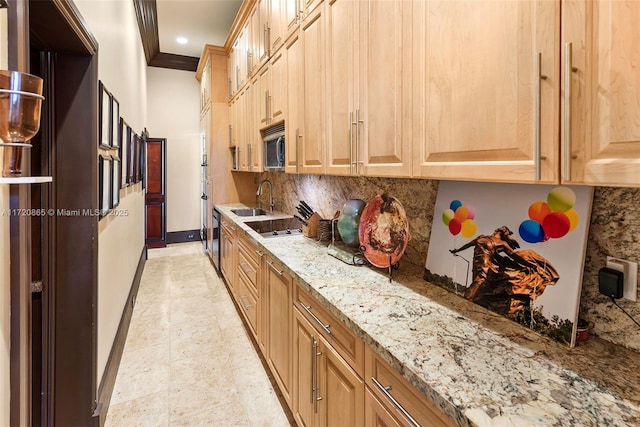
134,0,242,72
156,0,242,57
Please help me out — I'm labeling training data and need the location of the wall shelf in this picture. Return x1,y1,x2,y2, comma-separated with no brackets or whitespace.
0,176,53,184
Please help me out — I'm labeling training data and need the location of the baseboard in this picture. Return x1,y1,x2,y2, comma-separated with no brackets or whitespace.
95,245,147,426
166,229,200,244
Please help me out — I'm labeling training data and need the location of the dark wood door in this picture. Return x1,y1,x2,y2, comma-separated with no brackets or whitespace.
145,137,167,248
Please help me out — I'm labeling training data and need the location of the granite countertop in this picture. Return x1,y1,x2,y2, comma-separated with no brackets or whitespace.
216,203,640,427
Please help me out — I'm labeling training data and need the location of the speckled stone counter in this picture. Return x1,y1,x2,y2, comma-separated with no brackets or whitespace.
216,204,640,427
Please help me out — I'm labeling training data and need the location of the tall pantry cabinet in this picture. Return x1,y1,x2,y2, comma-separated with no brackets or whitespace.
196,46,253,218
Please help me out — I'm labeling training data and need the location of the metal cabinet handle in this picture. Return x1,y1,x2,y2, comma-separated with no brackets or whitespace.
267,90,272,122
239,295,251,310
313,339,322,413
228,78,232,98
564,42,578,180
349,111,355,174
248,144,252,171
310,336,316,404
295,128,300,173
255,249,264,257
356,109,364,175
236,66,240,90
297,130,303,172
239,262,252,276
266,260,284,276
299,302,331,335
229,124,233,146
371,376,420,427
267,26,271,56
534,52,547,181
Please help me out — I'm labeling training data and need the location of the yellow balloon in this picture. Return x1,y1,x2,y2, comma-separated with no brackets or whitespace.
565,208,579,232
547,187,576,212
461,219,477,238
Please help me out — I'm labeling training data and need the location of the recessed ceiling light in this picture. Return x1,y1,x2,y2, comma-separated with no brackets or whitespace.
176,37,188,45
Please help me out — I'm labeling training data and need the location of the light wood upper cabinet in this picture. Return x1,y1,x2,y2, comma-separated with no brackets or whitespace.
300,4,326,174
325,0,357,176
412,0,560,183
285,31,303,173
326,0,412,177
284,0,300,40
270,49,286,124
270,0,285,54
562,0,640,186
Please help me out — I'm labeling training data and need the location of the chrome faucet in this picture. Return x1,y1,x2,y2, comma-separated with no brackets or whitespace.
256,179,274,212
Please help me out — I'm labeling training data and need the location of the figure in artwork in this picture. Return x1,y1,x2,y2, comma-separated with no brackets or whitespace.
449,226,559,315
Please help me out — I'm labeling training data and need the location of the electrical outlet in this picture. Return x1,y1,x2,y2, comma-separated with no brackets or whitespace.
606,256,638,302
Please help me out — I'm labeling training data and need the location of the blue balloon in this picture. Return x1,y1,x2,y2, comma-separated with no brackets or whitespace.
450,199,463,212
519,219,545,243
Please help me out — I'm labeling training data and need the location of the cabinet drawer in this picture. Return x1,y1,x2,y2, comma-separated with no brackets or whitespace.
237,242,260,293
220,216,237,235
236,272,259,338
295,284,364,377
365,347,455,427
365,387,402,427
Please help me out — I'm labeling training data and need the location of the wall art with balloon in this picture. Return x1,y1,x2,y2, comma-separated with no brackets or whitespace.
424,181,593,347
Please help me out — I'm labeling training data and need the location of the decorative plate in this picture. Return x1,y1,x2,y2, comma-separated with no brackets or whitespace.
358,194,410,268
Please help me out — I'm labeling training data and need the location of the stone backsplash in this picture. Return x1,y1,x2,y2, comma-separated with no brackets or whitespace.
255,172,640,352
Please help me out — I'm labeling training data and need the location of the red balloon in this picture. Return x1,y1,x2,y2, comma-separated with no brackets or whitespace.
542,212,570,238
448,218,462,235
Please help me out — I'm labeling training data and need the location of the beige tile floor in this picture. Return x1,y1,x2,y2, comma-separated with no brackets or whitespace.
105,242,292,427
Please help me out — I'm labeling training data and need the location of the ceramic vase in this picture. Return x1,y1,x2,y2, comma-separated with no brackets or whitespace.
337,198,366,247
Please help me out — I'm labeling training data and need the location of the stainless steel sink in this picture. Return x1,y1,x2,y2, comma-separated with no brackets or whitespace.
231,208,268,217
245,218,303,238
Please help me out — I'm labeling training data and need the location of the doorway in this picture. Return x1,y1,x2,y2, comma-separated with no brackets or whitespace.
145,137,167,248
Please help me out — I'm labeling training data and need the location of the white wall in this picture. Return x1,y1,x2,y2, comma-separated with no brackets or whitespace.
74,0,148,387
146,67,200,233
1,8,11,426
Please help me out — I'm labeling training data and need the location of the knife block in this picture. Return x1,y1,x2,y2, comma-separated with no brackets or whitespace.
302,213,322,238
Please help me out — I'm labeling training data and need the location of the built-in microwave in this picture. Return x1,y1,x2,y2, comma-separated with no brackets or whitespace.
263,123,285,172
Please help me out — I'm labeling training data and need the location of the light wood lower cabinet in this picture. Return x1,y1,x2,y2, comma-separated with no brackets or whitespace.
365,388,402,427
225,231,455,427
220,216,237,295
365,347,455,427
264,255,293,406
293,307,364,427
236,234,264,350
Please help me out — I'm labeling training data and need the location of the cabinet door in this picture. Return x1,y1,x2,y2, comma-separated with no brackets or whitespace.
284,0,300,40
265,257,293,406
300,5,326,174
413,0,559,183
285,31,303,173
220,222,236,293
293,309,317,427
270,49,286,123
258,0,270,63
562,0,640,186
318,335,364,427
270,0,284,53
358,0,412,177
250,5,260,75
325,0,357,176
257,64,270,127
